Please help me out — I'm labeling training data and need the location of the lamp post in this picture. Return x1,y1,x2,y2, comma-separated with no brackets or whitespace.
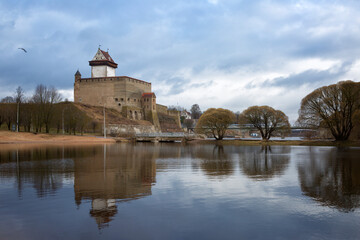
62,107,67,134
103,104,106,139
16,102,19,132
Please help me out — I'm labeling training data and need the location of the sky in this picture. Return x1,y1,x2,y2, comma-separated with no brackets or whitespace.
1,0,360,123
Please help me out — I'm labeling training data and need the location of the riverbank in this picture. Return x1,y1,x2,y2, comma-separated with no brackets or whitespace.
0,131,115,144
2,131,359,146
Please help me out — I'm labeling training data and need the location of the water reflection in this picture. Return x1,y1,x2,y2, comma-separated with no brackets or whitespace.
74,144,157,228
0,145,74,197
1,143,360,239
0,144,157,229
195,145,234,179
298,147,360,212
239,146,290,181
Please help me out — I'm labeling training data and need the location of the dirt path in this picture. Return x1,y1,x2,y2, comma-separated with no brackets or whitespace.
0,131,115,144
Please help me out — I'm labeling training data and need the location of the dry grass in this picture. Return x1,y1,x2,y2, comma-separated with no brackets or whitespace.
73,103,152,125
0,131,115,144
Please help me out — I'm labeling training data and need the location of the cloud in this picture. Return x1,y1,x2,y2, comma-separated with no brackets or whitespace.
262,61,352,88
1,0,360,123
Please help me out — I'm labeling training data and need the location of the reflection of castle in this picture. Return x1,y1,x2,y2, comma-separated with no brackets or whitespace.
73,145,157,229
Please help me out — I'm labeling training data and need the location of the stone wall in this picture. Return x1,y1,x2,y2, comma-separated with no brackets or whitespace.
108,124,156,137
156,104,168,114
158,112,182,132
74,76,151,113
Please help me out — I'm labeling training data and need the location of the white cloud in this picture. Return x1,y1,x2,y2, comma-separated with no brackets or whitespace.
1,0,360,124
58,89,74,101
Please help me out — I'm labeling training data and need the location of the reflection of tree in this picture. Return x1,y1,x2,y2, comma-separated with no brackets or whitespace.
74,144,157,229
239,146,290,181
0,146,74,197
196,145,234,180
298,147,360,212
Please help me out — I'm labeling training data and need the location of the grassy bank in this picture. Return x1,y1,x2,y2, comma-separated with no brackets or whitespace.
0,131,115,144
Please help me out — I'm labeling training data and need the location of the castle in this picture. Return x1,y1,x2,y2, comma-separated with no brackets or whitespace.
74,48,180,131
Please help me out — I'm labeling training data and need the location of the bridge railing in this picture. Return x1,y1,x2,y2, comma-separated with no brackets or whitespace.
135,132,195,138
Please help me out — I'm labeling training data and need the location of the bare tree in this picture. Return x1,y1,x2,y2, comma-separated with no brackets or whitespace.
0,103,16,130
0,110,3,127
32,84,63,133
13,86,25,131
184,119,194,131
1,96,15,103
14,86,25,104
0,97,16,130
168,105,185,111
240,106,290,140
297,81,360,141
20,103,33,132
90,121,99,134
190,104,202,119
234,111,241,123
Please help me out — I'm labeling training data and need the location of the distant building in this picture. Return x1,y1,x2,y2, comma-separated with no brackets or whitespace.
180,110,191,120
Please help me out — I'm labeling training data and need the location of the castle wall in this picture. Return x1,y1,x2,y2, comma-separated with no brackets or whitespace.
156,104,168,114
74,77,151,114
108,124,156,136
121,78,151,108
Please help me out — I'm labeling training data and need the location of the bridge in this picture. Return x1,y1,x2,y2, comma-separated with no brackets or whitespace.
135,132,196,142
186,124,314,138
134,125,314,142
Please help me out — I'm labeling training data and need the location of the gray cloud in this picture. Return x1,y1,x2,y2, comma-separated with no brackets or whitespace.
261,61,353,88
1,0,360,122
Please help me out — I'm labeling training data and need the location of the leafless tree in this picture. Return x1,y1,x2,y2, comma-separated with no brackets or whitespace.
31,84,63,133
90,121,99,134
14,86,25,104
190,104,202,119
240,106,290,140
184,119,194,129
168,105,184,111
20,103,33,132
297,81,360,141
0,103,16,130
1,96,15,103
0,97,16,130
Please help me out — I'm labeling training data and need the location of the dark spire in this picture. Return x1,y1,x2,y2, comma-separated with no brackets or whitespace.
75,69,81,76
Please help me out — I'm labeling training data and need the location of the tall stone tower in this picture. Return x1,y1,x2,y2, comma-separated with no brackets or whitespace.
89,48,118,78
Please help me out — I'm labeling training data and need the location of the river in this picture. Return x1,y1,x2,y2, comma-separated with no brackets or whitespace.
0,143,359,239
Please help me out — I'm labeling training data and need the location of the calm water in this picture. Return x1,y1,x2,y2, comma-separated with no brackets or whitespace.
0,143,359,240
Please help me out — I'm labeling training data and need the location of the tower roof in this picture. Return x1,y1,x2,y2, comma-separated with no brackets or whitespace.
89,48,118,68
75,69,81,76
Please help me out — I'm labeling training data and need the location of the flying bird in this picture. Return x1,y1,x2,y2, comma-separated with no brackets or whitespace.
18,48,27,53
